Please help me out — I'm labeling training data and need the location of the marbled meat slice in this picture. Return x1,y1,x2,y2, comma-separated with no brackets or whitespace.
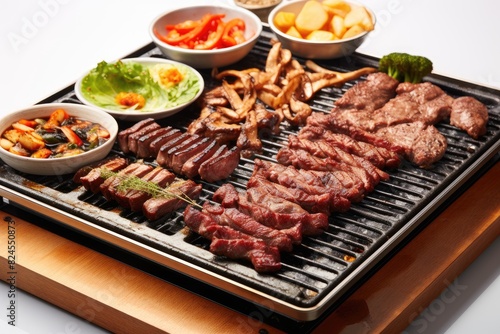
298,125,401,170
375,122,447,169
334,72,399,112
183,205,281,273
395,82,454,124
202,202,294,252
252,159,364,203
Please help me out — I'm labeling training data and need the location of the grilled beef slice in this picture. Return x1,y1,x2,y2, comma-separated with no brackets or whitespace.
298,125,401,170
181,139,220,178
450,96,489,139
117,118,156,154
276,147,376,193
142,179,202,221
375,122,447,169
127,123,162,156
155,132,193,167
148,128,183,155
247,175,343,214
116,167,176,212
79,157,129,193
334,72,399,112
136,127,171,158
170,137,212,174
213,183,328,237
183,205,282,273
101,163,154,202
202,202,294,252
253,159,364,204
198,145,240,182
395,82,454,124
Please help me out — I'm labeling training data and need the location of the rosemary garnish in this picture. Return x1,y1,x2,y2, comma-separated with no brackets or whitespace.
100,167,202,208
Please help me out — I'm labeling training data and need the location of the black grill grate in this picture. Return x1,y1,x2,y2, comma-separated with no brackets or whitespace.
1,27,499,319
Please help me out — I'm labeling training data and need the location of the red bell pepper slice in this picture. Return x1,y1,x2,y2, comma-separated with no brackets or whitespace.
193,18,225,50
165,20,200,34
155,13,225,46
221,18,246,47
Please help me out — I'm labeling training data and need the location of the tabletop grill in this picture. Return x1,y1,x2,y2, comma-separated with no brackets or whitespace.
1,27,499,325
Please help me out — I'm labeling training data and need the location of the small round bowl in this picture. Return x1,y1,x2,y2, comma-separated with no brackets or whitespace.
234,0,283,23
149,5,263,69
268,0,375,59
0,103,118,175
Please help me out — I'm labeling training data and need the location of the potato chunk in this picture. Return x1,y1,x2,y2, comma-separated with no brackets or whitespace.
295,0,329,36
274,11,296,32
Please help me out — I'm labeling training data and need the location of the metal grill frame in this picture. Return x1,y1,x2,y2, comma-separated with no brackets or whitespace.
1,28,499,322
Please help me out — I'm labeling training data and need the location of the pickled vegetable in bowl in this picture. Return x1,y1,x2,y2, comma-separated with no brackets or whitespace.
0,103,118,175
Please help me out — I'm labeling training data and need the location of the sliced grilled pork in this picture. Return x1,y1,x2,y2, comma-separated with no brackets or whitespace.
198,145,240,182
142,179,202,221
79,157,128,193
117,118,156,153
450,96,488,139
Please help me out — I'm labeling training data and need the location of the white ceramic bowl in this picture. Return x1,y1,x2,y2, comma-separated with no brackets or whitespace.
233,0,283,23
268,0,375,59
0,103,118,175
149,5,263,69
75,57,204,122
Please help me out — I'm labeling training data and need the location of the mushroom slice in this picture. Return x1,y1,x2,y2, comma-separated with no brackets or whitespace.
281,95,312,126
237,109,262,158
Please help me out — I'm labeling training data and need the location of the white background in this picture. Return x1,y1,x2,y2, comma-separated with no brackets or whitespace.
1,0,499,333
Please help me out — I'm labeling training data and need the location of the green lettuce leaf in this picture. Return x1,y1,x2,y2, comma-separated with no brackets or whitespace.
79,60,200,112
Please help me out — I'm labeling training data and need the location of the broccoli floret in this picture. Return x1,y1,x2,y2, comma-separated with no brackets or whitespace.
378,52,433,83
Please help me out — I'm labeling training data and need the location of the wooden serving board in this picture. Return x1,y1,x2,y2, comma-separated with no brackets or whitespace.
1,161,499,333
